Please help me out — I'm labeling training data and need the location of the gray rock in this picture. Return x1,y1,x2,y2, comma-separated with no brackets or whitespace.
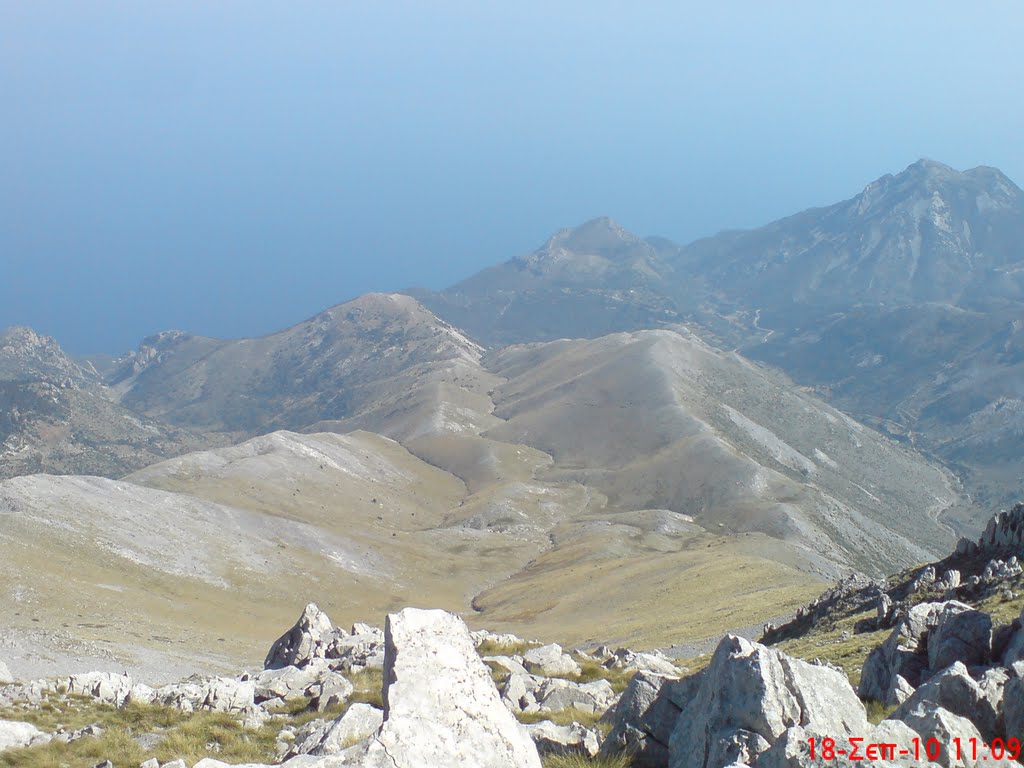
265,603,337,670
139,759,160,768
895,705,987,768
1004,662,1024,742
668,635,867,768
886,674,916,706
601,670,695,767
755,722,937,768
203,677,255,713
877,594,894,624
253,664,323,702
483,655,531,678
936,570,961,591
911,566,937,592
1001,607,1024,666
288,703,384,757
67,671,137,706
927,606,992,671
325,628,386,673
0,719,50,751
525,720,601,758
500,673,537,713
522,644,582,677
537,677,617,714
352,608,541,767
708,728,771,768
0,662,11,685
859,601,971,704
891,661,1002,742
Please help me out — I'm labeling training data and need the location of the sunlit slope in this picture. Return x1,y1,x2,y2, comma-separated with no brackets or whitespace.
484,329,959,575
116,293,497,437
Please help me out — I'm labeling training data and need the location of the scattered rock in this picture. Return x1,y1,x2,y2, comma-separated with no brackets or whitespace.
287,702,385,757
525,720,601,758
522,644,581,677
265,603,338,670
0,719,50,751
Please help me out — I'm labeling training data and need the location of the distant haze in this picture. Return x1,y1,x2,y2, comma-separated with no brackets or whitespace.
2,2,1022,353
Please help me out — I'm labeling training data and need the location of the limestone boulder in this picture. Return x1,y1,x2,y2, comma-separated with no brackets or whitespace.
287,703,384,757
525,720,601,758
859,601,972,704
928,606,992,671
1003,662,1024,742
601,670,695,767
353,608,541,767
537,677,617,714
522,644,581,677
668,635,867,768
66,672,150,707
895,705,992,768
891,662,1003,742
0,719,50,751
265,603,339,670
0,662,12,685
754,722,939,768
325,627,386,673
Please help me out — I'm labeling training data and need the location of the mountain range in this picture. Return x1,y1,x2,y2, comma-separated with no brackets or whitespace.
1,158,1021,675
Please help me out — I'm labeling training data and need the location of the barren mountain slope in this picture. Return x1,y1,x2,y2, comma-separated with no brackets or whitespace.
413,216,688,345
0,327,225,480
482,329,961,576
1,427,821,676
678,159,1024,321
115,293,496,437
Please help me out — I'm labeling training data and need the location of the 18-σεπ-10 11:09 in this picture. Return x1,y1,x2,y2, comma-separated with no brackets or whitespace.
808,736,1023,762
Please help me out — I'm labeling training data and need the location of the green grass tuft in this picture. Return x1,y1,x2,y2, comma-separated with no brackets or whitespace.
543,752,633,768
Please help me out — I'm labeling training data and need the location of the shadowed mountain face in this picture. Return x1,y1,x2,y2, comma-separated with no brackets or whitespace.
680,159,1024,322
0,327,223,480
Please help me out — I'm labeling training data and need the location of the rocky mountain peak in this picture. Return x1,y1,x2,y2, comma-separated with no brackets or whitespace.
854,159,1023,219
544,216,639,255
0,325,94,386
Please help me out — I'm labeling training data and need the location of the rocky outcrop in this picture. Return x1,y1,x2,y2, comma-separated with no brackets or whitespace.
890,662,1005,742
858,601,973,704
601,670,693,767
668,635,868,768
265,603,339,669
500,673,617,715
958,503,1024,559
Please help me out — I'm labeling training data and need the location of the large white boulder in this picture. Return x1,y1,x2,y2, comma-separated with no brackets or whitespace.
0,719,50,752
198,608,544,768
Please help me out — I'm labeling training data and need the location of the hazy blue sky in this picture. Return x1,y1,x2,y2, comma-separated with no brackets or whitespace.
3,2,1022,353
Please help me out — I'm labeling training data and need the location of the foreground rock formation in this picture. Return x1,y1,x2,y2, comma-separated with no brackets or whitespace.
4,501,1024,768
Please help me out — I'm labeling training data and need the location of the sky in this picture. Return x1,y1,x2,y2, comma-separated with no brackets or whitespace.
2,2,1023,354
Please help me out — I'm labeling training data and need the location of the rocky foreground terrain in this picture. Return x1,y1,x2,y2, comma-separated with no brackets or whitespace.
4,504,1024,768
